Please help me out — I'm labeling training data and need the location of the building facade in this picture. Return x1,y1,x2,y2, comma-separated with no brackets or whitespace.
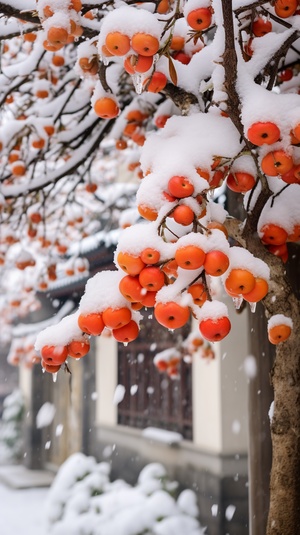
12,243,251,534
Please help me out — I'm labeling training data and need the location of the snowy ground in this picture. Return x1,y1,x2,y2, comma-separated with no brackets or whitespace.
0,481,48,535
0,454,206,535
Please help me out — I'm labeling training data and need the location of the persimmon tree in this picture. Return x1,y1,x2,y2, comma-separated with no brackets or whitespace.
0,0,300,533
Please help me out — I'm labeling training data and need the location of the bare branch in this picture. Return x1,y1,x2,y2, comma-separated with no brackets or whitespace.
221,0,244,137
163,83,199,114
234,0,271,16
2,119,113,199
0,2,39,23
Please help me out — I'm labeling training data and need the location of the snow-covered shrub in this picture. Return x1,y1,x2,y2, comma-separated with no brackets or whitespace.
0,389,25,461
45,453,206,535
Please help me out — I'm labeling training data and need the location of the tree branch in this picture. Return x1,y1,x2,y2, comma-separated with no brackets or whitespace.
163,83,199,114
224,216,246,247
257,30,299,89
221,0,244,137
234,0,271,16
0,2,39,24
2,119,113,199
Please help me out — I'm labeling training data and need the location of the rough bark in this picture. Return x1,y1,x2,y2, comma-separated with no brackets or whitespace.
225,216,300,535
221,2,300,532
267,301,300,535
221,0,244,137
248,304,273,535
259,240,300,535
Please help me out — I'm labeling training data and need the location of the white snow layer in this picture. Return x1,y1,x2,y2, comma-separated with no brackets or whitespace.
44,453,206,535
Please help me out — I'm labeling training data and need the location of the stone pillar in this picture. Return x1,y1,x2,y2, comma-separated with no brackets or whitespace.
95,335,118,427
192,295,249,455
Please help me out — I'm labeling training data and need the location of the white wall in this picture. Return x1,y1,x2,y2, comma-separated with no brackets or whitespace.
192,295,249,455
95,297,249,456
19,364,32,409
220,298,249,454
95,334,118,426
193,351,223,452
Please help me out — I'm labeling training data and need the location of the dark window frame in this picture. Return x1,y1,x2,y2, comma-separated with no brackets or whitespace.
117,316,193,440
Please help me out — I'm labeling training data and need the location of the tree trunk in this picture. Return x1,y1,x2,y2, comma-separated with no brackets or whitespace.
265,244,300,535
248,304,274,535
267,294,300,535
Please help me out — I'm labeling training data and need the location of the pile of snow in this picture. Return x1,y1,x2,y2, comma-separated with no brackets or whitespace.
45,453,206,535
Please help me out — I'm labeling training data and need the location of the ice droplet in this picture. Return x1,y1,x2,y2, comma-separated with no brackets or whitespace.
131,73,145,95
52,372,57,383
18,20,24,37
100,55,109,66
249,301,257,313
232,296,243,310
123,342,128,347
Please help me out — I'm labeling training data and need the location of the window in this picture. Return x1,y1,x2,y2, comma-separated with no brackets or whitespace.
118,315,192,439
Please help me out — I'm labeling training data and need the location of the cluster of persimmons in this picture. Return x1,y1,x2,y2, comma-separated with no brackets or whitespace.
82,2,214,118
40,337,90,373
39,0,85,51
39,147,289,375
1,0,298,373
8,337,40,369
247,120,300,263
35,0,299,374
39,202,290,374
153,332,215,380
242,1,300,59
